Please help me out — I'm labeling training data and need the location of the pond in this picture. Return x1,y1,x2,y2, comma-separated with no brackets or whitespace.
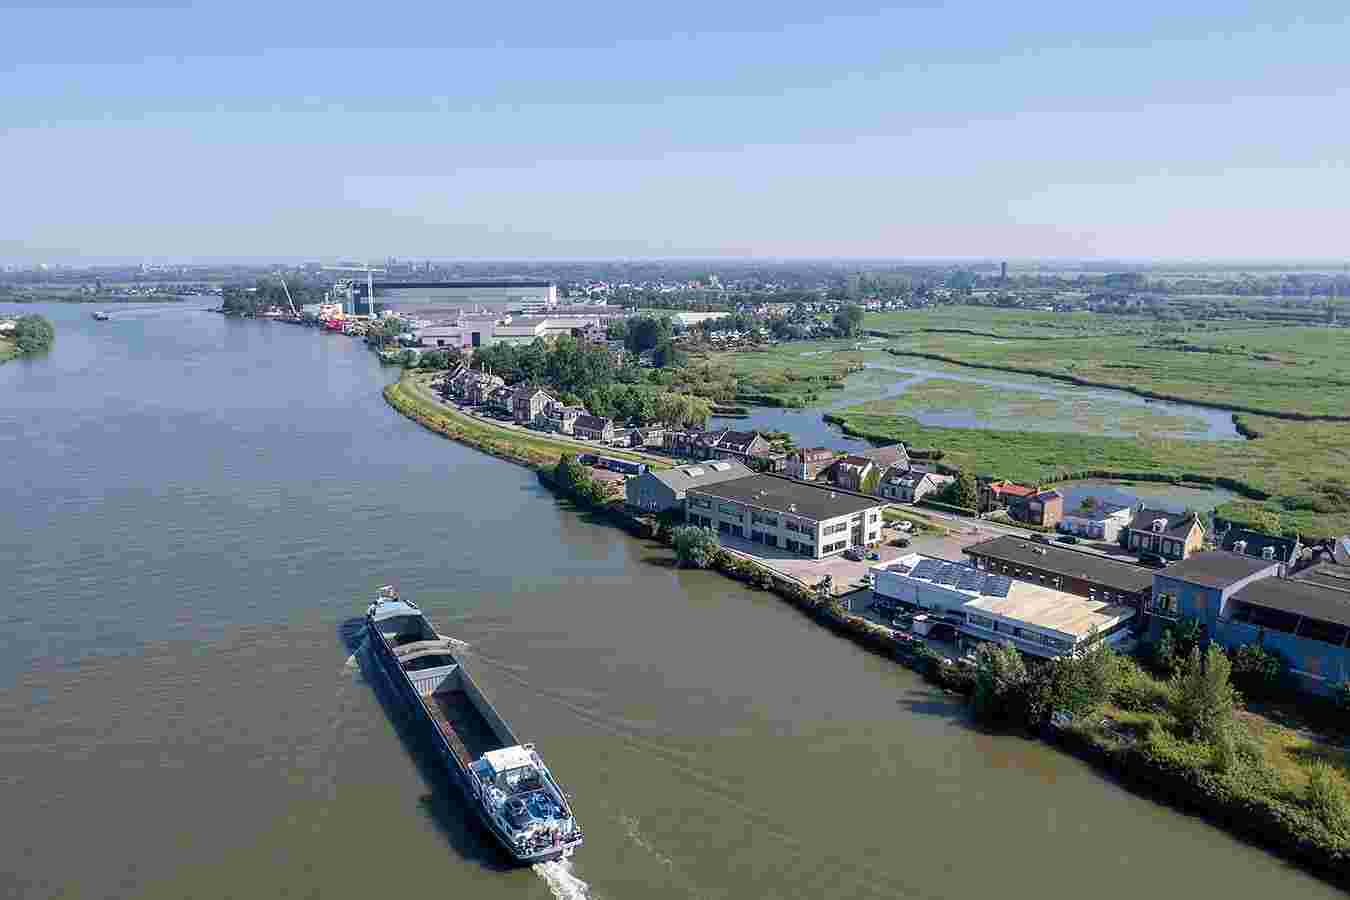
1051,478,1238,516
711,353,1240,448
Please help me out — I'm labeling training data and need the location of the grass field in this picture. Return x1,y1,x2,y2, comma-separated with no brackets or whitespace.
819,307,1350,537
0,336,16,363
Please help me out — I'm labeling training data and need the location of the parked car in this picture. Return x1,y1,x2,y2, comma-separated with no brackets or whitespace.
1031,534,1052,545
843,547,865,562
896,521,913,532
1056,534,1079,545
1138,553,1169,569
891,536,911,548
867,551,880,561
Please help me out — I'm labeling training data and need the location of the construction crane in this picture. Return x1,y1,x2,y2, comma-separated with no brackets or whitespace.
322,263,387,317
276,273,299,318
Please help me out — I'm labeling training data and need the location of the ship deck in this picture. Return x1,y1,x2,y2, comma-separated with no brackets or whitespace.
425,690,505,767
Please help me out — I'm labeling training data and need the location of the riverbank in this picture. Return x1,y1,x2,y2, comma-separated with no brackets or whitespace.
381,368,1350,888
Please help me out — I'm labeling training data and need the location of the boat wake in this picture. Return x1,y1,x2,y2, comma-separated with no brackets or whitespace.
532,858,591,900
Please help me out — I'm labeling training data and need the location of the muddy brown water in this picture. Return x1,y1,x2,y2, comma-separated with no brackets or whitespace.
1,301,1335,899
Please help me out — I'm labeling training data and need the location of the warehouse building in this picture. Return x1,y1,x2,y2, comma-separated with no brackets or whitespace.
963,535,1153,614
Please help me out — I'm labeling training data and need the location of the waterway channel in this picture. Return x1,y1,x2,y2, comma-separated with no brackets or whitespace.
2,301,1335,899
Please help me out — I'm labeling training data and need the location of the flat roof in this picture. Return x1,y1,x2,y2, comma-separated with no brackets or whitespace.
1233,578,1350,629
688,473,881,521
1292,562,1350,593
964,536,1153,593
962,588,1136,640
1160,551,1277,589
372,280,554,290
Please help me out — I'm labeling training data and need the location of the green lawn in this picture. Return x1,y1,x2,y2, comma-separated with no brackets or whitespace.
0,336,16,363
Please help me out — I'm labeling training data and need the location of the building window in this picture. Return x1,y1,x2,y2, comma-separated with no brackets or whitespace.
1151,592,1179,619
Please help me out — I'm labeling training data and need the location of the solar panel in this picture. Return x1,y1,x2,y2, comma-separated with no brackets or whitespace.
937,564,964,586
910,559,939,581
985,576,1012,598
957,571,985,592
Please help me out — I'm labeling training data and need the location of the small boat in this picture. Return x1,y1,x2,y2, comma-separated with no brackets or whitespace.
92,311,111,321
365,587,583,863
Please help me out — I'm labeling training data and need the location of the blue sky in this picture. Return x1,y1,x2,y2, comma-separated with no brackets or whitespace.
4,1,1347,262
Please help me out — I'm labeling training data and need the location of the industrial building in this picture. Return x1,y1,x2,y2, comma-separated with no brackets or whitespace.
354,280,559,313
963,535,1153,613
871,554,1136,658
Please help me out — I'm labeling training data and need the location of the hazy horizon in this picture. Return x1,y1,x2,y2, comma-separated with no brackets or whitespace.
6,2,1348,264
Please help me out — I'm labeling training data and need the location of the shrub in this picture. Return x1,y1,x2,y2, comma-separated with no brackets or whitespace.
12,314,55,353
1305,761,1350,837
1112,661,1174,713
1229,643,1291,700
671,525,720,569
1334,681,1350,713
1170,646,1238,744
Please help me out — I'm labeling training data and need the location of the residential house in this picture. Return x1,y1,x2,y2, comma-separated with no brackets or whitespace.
665,428,729,459
833,456,877,493
627,425,666,449
513,388,556,424
1220,527,1302,573
853,443,909,472
1125,507,1205,561
465,372,506,406
978,480,1036,513
1059,497,1134,543
880,468,952,503
625,460,753,513
487,386,515,415
711,431,773,467
574,415,616,443
1009,489,1064,528
542,404,585,435
684,473,885,559
785,447,840,481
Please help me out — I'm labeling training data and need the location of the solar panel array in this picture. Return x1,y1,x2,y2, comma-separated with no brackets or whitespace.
902,558,1015,598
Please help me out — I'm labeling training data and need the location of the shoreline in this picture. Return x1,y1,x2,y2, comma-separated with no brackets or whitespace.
383,370,1350,889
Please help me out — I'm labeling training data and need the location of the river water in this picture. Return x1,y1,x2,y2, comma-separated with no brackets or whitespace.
2,301,1335,899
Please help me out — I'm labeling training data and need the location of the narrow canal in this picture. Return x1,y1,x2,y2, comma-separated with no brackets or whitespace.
2,301,1335,899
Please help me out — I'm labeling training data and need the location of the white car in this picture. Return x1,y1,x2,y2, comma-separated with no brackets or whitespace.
897,521,913,532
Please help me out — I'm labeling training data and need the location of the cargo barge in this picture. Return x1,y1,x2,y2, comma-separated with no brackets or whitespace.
366,587,583,863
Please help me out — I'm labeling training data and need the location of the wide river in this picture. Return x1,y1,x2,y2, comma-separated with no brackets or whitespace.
2,301,1336,899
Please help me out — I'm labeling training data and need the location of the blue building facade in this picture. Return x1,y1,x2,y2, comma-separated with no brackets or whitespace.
1147,553,1350,694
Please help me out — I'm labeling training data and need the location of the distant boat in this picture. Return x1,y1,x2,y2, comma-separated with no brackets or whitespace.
92,311,111,321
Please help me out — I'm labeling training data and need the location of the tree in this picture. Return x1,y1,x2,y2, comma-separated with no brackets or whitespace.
606,319,629,343
672,525,720,569
1170,646,1237,744
12,314,55,353
944,471,978,510
832,304,865,337
971,641,1032,726
418,349,451,369
554,453,587,492
625,315,673,354
653,340,685,368
1306,761,1350,836
653,392,712,429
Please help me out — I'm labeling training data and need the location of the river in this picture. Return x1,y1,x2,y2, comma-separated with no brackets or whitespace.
2,301,1335,899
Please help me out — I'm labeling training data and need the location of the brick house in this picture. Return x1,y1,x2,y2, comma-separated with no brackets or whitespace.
785,447,840,481
1125,507,1205,561
978,480,1037,513
1009,489,1064,528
